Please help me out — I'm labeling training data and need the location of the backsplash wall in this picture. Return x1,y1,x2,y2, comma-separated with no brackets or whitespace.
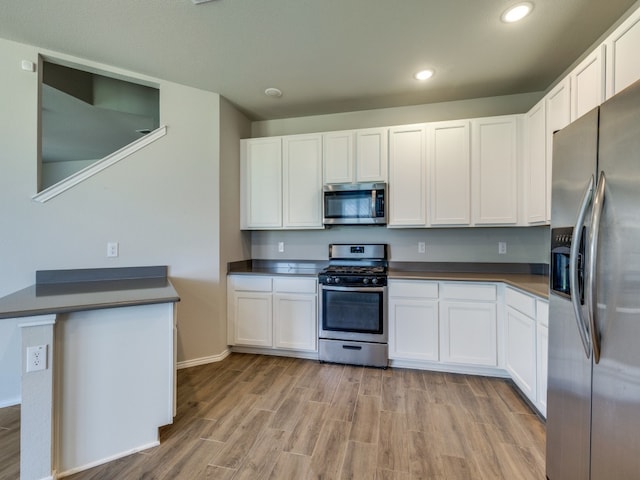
251,226,550,264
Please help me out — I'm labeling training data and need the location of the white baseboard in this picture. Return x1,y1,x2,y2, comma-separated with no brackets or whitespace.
56,441,160,478
388,358,509,377
0,397,21,408
176,349,231,369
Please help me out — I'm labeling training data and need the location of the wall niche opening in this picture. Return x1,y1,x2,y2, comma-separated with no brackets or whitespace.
40,60,160,191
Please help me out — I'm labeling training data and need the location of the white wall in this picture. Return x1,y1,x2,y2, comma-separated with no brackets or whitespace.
0,38,230,404
218,97,252,356
251,226,550,265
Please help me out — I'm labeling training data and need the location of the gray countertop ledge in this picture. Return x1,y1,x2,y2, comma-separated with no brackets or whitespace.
0,266,180,320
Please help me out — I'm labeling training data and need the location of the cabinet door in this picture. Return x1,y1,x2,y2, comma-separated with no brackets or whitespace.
439,301,497,366
524,100,547,224
274,293,317,352
606,9,640,99
388,124,427,226
283,134,323,228
323,131,354,184
240,138,282,229
505,307,537,402
471,116,519,225
388,298,439,361
429,120,471,225
356,128,388,182
230,292,273,347
545,78,571,222
570,45,605,122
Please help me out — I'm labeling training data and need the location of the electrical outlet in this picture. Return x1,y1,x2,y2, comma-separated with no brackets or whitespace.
26,345,47,372
107,242,119,257
278,241,285,253
498,241,507,255
418,241,426,254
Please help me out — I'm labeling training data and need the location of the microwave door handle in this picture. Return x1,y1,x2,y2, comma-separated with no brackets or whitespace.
371,190,376,217
586,171,606,364
570,175,594,359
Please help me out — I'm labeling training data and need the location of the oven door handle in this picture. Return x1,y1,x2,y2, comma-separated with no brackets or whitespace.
321,285,386,293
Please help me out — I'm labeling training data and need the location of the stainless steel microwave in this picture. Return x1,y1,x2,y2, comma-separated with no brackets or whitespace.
323,183,387,225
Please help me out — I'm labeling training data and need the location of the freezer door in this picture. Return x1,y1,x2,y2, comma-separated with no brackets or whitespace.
590,79,640,479
546,108,599,480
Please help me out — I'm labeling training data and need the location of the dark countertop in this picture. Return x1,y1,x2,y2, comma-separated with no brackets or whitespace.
228,260,549,299
0,266,180,320
388,270,549,299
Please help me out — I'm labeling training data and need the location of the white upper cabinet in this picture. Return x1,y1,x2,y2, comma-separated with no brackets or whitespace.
323,127,388,184
282,134,323,228
323,131,354,184
388,124,427,227
428,120,471,226
524,99,547,224
606,7,640,99
241,137,283,229
544,77,571,222
356,127,388,182
570,45,606,122
241,134,323,230
471,116,521,225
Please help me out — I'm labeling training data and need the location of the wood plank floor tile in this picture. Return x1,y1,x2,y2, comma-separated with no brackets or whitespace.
326,378,360,422
209,408,272,469
360,367,383,396
377,410,409,472
375,468,410,480
340,440,378,479
269,386,312,431
268,451,311,479
201,392,261,442
231,428,289,480
284,400,328,456
381,374,406,412
308,419,351,479
349,394,380,444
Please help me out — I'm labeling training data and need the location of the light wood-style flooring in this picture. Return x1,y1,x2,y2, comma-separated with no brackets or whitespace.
1,353,546,479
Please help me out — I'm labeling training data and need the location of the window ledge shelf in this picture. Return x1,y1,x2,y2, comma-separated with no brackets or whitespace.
33,125,167,203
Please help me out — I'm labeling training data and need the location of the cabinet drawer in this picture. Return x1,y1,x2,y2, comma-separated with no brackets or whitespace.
274,277,317,294
389,280,438,299
440,282,496,301
229,275,272,292
537,299,549,327
506,287,536,318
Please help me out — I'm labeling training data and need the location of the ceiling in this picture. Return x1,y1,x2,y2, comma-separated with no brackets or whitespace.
0,0,637,120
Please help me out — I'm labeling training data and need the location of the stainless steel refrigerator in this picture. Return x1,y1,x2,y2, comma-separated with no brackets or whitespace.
547,78,640,479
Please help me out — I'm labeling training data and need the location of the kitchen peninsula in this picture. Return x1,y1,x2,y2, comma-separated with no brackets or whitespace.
0,266,179,480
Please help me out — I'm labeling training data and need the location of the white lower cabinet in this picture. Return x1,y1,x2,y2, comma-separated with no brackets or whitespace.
273,277,317,352
388,280,439,361
536,299,549,417
504,286,549,416
505,306,537,400
440,300,497,366
228,275,317,352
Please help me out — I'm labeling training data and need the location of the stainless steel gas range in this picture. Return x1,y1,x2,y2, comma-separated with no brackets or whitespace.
318,244,388,368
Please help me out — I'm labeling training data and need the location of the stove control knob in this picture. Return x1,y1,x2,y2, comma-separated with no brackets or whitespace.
371,277,378,285
326,277,332,284
363,278,370,285
334,277,340,284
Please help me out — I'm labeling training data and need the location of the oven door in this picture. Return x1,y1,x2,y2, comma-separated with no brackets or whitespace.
319,284,388,343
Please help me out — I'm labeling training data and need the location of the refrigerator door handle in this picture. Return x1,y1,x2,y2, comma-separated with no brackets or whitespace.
570,175,594,358
587,171,606,364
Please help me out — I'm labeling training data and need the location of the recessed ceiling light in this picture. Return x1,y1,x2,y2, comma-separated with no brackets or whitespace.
265,87,283,98
414,69,435,81
501,2,533,23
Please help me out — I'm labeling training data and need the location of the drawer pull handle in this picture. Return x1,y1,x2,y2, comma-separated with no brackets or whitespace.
342,345,362,350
